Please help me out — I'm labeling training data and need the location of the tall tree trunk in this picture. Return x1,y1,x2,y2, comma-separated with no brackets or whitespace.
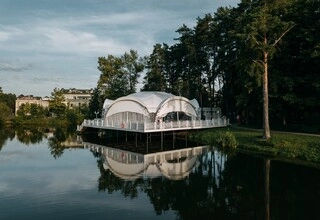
263,51,271,139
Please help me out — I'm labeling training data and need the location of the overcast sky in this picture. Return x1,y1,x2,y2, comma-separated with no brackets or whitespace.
0,0,239,97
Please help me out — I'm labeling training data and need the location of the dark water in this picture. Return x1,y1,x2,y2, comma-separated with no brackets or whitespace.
0,129,319,220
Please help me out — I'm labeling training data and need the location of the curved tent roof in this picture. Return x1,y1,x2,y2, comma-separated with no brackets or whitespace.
102,98,114,109
103,91,199,120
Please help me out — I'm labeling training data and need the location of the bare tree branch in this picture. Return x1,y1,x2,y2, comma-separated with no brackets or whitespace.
272,25,295,47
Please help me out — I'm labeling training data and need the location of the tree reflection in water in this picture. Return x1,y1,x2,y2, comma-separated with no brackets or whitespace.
15,127,45,145
47,128,66,159
0,128,15,151
0,126,79,159
47,127,79,159
1,128,318,219
89,140,319,220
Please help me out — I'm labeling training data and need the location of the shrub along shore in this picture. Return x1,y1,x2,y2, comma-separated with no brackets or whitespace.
2,117,320,166
190,126,320,165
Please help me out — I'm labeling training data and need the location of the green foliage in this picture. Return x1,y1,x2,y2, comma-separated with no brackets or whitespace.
216,131,237,149
65,109,82,126
16,103,47,120
88,87,103,119
190,129,237,151
122,50,145,94
142,44,169,92
0,102,11,127
49,88,66,117
0,91,16,114
268,134,320,162
193,127,320,164
97,50,145,100
85,0,320,134
0,102,11,118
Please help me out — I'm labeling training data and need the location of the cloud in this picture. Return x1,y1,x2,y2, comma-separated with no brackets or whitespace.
0,0,240,96
0,61,34,72
10,8,191,56
0,31,10,42
0,26,24,42
0,150,35,162
38,27,130,56
0,3,215,58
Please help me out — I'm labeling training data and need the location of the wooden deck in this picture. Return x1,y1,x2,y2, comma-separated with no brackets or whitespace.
78,118,229,133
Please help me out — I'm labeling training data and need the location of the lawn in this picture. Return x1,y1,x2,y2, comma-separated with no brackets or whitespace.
190,126,320,164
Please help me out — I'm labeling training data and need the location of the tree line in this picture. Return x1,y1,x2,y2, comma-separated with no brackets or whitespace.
1,0,319,136
90,0,320,137
0,87,87,127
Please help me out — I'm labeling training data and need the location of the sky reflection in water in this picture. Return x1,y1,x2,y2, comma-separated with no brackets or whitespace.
0,133,319,220
0,138,174,220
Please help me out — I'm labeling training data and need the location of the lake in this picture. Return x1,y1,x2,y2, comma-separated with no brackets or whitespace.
0,128,319,220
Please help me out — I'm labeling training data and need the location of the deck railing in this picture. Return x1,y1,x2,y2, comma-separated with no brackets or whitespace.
78,118,228,133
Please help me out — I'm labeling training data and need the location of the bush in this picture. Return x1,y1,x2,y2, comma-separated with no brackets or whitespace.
190,126,320,163
189,129,237,150
216,131,237,149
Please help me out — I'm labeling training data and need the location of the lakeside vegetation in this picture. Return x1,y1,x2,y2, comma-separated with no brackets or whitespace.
190,127,320,164
90,0,319,140
0,0,319,164
0,87,85,129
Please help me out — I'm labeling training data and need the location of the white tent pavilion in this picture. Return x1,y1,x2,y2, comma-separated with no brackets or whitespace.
78,91,228,133
103,91,199,124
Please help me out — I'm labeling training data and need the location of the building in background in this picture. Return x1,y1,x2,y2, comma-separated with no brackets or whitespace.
61,88,93,110
15,88,93,115
15,95,49,114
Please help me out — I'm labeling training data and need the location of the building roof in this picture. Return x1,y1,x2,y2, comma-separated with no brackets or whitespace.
17,95,42,100
60,88,93,94
103,91,199,120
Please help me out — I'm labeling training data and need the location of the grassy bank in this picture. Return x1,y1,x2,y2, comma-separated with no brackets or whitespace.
190,126,320,164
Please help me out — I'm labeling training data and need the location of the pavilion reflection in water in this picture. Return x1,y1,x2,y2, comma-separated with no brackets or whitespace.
83,142,212,180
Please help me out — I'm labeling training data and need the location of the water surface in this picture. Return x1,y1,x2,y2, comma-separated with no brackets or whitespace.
0,130,319,219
